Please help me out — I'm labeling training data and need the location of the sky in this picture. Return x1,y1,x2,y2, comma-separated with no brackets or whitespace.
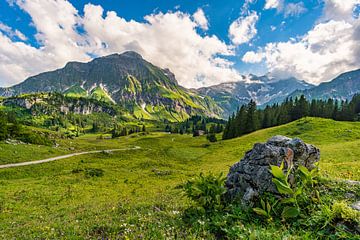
0,0,359,88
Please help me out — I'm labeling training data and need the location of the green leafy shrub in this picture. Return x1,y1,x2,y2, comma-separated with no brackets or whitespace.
183,173,226,212
255,161,320,220
181,161,360,238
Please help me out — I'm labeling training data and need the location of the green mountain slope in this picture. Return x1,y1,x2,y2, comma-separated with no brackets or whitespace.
0,51,222,121
64,85,88,98
89,86,115,104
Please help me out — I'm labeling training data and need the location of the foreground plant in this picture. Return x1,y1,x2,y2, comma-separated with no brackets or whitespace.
183,173,226,212
253,160,320,220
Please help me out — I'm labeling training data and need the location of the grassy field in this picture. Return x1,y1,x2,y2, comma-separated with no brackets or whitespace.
0,117,359,238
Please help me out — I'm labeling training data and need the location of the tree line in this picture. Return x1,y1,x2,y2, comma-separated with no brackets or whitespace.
111,124,146,138
0,110,53,145
223,94,360,140
164,115,225,135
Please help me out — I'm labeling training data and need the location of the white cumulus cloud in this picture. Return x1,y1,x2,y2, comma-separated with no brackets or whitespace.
248,0,360,84
264,0,284,11
242,51,264,63
0,0,242,88
193,8,209,30
228,11,259,45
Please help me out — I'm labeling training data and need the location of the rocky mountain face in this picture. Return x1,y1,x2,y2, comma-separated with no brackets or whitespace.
289,69,360,101
0,51,221,121
196,75,314,117
1,93,120,116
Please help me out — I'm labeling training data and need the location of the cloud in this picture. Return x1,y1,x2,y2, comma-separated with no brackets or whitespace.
242,51,264,63
0,0,242,88
322,0,360,21
241,0,257,14
264,0,307,18
193,8,208,30
284,2,307,17
228,11,259,45
264,0,284,11
250,0,360,84
0,22,27,41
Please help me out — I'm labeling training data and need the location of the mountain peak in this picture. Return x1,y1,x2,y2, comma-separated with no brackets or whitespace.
122,51,143,58
103,51,143,60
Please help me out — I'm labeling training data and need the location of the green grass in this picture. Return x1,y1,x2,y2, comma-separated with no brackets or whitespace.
63,85,88,98
90,86,114,104
0,117,359,238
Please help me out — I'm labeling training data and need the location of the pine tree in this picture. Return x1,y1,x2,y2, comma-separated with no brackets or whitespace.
244,100,258,133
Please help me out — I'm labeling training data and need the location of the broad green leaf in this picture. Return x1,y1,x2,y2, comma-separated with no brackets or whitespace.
272,178,293,195
249,231,257,240
280,198,296,204
282,206,300,218
253,208,268,217
298,165,310,176
266,201,271,213
261,199,265,210
294,187,303,197
270,165,285,180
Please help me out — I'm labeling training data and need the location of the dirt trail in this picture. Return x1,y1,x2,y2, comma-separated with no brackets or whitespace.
0,146,141,169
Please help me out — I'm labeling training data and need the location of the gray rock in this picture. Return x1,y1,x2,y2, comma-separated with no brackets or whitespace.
225,135,320,205
344,180,360,185
351,201,360,212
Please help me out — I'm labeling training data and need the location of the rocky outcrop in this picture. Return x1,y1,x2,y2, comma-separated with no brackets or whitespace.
2,96,44,109
225,135,320,205
2,93,118,116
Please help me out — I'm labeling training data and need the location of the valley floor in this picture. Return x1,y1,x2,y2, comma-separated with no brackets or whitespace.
0,117,359,238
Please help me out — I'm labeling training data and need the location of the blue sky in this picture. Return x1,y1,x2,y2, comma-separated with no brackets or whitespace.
0,0,359,88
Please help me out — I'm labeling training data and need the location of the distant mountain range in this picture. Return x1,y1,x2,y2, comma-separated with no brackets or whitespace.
196,75,314,116
289,69,360,102
0,51,359,120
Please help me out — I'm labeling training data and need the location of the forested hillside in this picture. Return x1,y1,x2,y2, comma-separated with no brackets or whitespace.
223,94,360,139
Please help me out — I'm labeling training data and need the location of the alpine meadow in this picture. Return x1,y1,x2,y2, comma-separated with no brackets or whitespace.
0,0,360,239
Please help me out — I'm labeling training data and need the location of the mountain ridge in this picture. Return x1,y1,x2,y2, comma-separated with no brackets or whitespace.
195,75,314,116
1,51,359,120
289,68,360,101
0,51,222,121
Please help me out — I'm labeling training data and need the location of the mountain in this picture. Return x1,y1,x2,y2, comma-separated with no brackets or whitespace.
196,75,314,117
2,92,121,116
290,68,360,101
0,51,221,122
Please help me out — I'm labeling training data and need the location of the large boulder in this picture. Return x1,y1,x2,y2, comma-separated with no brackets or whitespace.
225,135,320,205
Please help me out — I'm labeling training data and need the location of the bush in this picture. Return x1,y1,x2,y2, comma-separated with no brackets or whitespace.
16,131,53,146
206,133,217,142
183,173,226,212
181,165,360,238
